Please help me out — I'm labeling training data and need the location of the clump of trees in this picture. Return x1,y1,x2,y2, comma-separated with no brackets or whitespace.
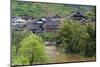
12,30,31,55
56,20,96,57
12,31,48,65
39,32,56,42
79,23,96,57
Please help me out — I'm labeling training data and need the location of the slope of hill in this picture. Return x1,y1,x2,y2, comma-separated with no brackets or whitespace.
12,1,95,18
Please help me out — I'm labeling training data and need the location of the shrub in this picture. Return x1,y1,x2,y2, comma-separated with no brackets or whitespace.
79,23,96,57
13,33,48,65
39,32,56,42
58,20,83,53
12,30,31,54
57,20,96,57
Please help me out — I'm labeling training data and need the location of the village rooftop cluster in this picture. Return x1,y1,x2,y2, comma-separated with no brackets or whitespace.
11,11,95,33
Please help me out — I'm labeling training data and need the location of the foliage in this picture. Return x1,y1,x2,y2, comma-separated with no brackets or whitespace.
12,1,96,19
57,20,96,57
79,23,96,57
86,11,95,19
11,1,96,65
12,30,31,54
11,1,76,18
12,32,48,65
39,32,56,42
85,7,96,19
58,20,83,53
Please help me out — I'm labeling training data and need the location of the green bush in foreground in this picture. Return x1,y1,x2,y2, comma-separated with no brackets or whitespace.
13,33,48,65
12,30,31,55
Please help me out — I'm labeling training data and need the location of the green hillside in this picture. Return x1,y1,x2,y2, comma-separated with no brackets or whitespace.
11,1,77,18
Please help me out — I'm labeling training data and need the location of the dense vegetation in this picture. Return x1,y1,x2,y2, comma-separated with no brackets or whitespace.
11,0,96,66
12,1,76,18
12,31,48,65
39,32,56,42
12,30,31,54
56,20,96,57
12,0,95,18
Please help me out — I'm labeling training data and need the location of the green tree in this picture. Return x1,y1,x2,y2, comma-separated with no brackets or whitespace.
39,32,56,42
85,7,96,19
58,20,83,53
12,30,31,54
57,20,96,57
13,33,48,65
79,23,96,57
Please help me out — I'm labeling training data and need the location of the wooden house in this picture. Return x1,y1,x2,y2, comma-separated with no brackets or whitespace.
68,12,86,22
42,15,60,32
26,19,44,33
11,16,28,31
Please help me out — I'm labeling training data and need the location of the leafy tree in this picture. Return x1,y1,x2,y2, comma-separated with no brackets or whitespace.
12,30,31,54
13,33,48,65
57,20,96,57
85,7,96,19
79,23,96,57
39,32,56,42
58,20,82,53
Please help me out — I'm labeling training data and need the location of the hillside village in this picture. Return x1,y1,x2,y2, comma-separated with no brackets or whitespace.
11,1,96,66
11,11,95,33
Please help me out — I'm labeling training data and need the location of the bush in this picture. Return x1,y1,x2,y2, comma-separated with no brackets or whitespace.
12,30,32,65
79,23,96,57
12,30,31,54
58,20,83,53
57,20,96,57
39,32,56,42
13,33,48,65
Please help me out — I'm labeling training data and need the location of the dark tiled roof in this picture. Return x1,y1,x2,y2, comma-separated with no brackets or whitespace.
70,12,86,18
27,23,41,29
45,20,59,25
